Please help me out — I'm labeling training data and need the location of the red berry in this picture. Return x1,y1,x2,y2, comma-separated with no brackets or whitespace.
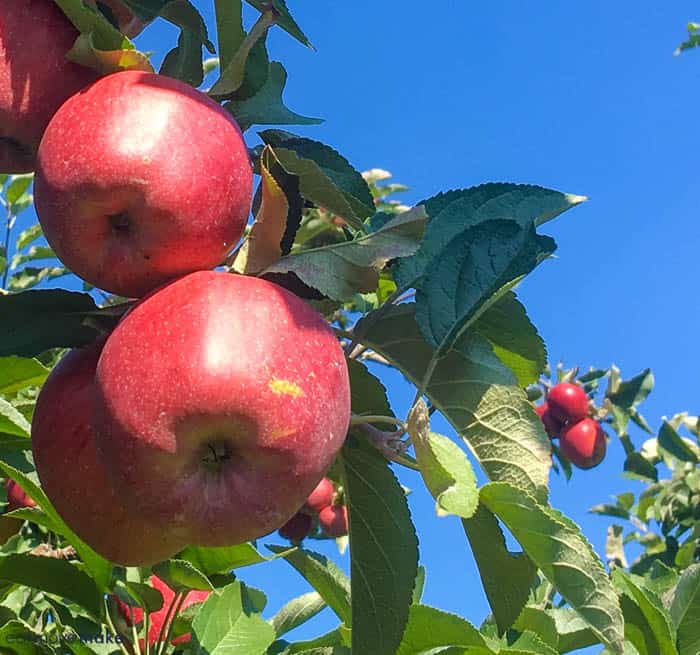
547,383,589,423
278,512,313,542
5,480,35,511
319,505,348,537
305,477,335,513
559,418,606,469
535,403,564,438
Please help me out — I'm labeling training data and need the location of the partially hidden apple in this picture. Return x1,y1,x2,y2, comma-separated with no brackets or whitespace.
319,505,348,538
304,477,335,513
278,512,312,543
93,271,351,546
31,338,187,565
5,479,35,510
559,418,606,470
0,0,98,172
34,70,253,297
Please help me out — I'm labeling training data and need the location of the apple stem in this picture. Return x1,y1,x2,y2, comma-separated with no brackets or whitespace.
103,598,133,655
130,610,142,655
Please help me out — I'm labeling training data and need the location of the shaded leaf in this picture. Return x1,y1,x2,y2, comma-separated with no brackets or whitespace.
547,608,598,653
270,592,326,638
67,31,153,73
670,564,700,655
0,399,30,438
152,559,213,592
347,359,394,424
245,0,311,47
608,369,654,410
658,421,698,463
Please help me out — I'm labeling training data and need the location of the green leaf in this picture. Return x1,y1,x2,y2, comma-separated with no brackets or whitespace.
473,291,546,387
340,438,419,655
676,22,700,55
226,60,321,131
624,452,658,482
54,0,134,48
191,580,275,654
670,564,700,655
513,607,559,650
412,566,426,604
396,604,490,654
160,28,203,86
245,0,311,47
547,608,598,653
178,543,273,575
0,357,49,395
0,399,30,438
0,290,99,357
480,482,625,654
292,649,351,655
8,266,70,292
356,304,551,498
415,219,555,352
462,504,537,634
658,421,698,463
270,592,326,638
161,0,214,50
214,0,243,70
113,580,163,614
408,400,478,518
0,620,47,655
613,570,677,655
263,206,426,300
5,175,33,206
152,559,213,592
394,183,585,292
507,631,558,655
260,131,374,219
608,369,654,410
347,360,394,424
0,554,102,618
266,545,351,625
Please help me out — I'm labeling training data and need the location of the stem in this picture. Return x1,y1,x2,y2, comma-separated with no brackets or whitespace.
350,414,406,429
1,198,13,290
355,423,419,470
104,598,133,655
144,611,151,655
130,611,142,655
155,591,186,655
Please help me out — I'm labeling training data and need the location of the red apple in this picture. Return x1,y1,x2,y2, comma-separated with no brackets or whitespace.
535,402,564,439
319,505,348,538
86,0,150,37
0,0,98,172
31,339,187,565
5,479,35,510
304,477,335,513
278,512,312,542
93,271,351,547
547,382,589,423
559,418,606,469
34,70,253,297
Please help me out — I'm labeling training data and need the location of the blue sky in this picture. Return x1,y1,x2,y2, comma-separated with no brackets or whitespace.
18,1,700,647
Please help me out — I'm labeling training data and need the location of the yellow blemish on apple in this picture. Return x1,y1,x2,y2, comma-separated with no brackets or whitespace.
268,378,305,398
269,427,297,441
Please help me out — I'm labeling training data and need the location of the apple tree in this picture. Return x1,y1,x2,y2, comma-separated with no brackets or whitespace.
0,2,698,655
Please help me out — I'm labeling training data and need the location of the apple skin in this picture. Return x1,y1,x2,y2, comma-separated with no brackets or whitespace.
304,477,335,513
0,0,98,172
5,479,35,510
278,512,312,542
318,505,348,538
31,338,187,565
559,418,606,470
535,403,564,439
547,383,589,424
34,70,253,298
93,271,351,547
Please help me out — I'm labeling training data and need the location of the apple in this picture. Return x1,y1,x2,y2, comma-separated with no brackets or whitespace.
319,505,348,538
5,479,35,510
93,271,351,547
547,382,589,423
34,70,253,297
304,477,335,513
31,338,187,565
535,402,564,439
278,512,312,542
0,0,98,172
559,418,606,469
86,0,150,37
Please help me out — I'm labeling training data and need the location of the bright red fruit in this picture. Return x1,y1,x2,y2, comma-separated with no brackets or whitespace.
93,271,351,547
34,70,253,297
5,479,35,511
278,513,313,542
319,505,348,537
305,477,335,513
547,383,589,423
559,418,606,469
0,0,98,172
535,403,564,438
114,597,145,627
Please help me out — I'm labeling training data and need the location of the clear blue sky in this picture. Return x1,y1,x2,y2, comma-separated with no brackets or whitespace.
25,1,700,645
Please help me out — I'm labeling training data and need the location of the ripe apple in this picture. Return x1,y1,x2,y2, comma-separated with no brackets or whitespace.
5,479,35,510
304,477,335,513
278,512,312,542
31,339,187,565
86,0,150,37
93,271,351,547
319,505,348,538
34,70,253,297
0,0,98,172
559,418,606,469
535,402,564,439
547,382,589,423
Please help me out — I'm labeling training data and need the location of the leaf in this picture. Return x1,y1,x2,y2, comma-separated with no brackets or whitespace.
480,482,625,654
0,290,99,357
191,580,275,654
606,525,629,568
670,564,700,655
214,0,243,71
0,357,49,395
462,504,537,634
245,0,311,47
67,31,153,74
226,62,321,132
396,604,490,654
152,559,213,592
0,620,46,655
160,28,203,86
347,359,394,423
339,438,419,655
513,607,559,650
266,545,351,625
658,421,698,463
54,0,127,48
263,206,427,300
408,400,478,518
675,22,700,55
178,543,274,575
473,291,546,387
547,608,598,653
270,592,326,638
608,369,654,410
356,304,551,498
161,0,214,50
394,183,585,292
5,175,33,206
415,219,555,353
0,398,30,438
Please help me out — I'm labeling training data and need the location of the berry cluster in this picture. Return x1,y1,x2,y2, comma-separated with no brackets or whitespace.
536,382,606,469
278,477,349,543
